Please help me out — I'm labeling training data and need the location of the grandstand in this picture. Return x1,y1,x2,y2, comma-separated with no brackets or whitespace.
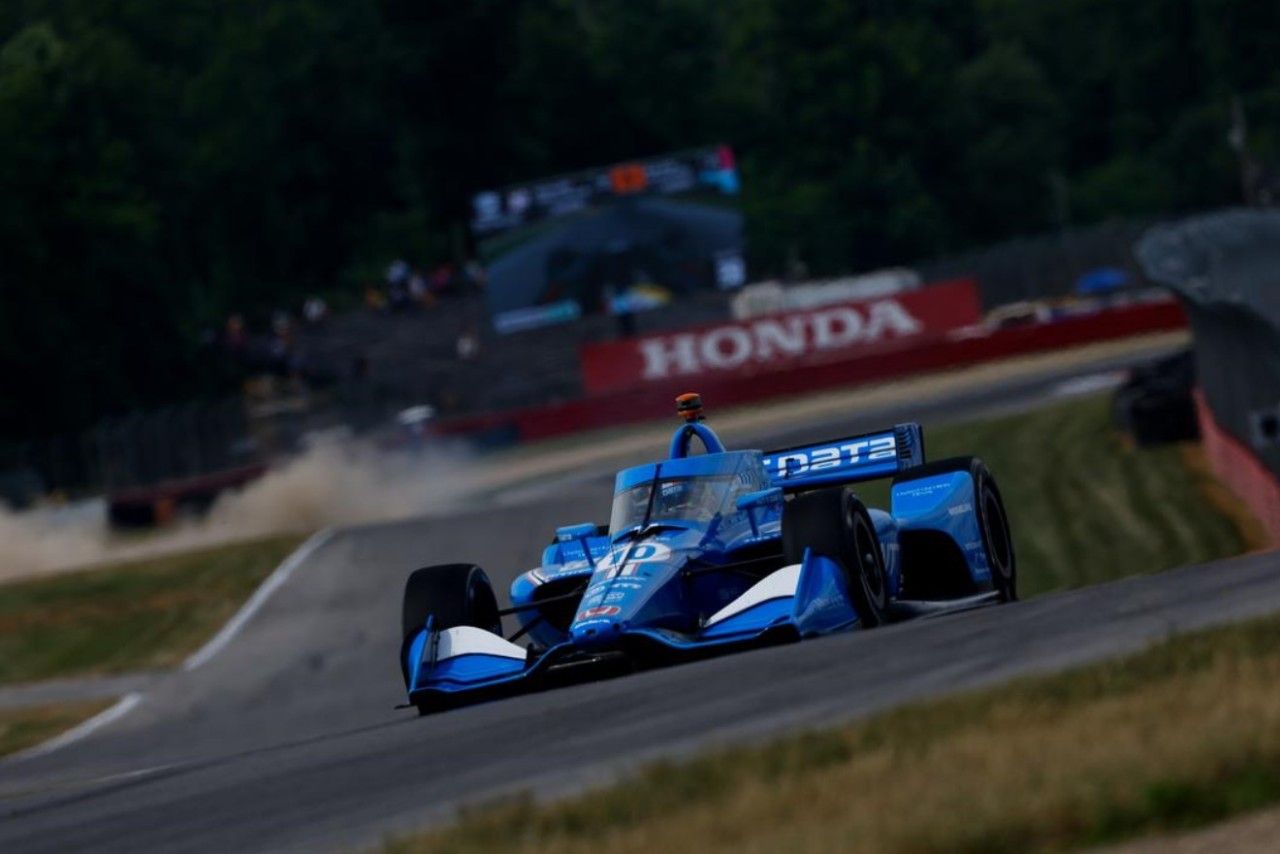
293,290,738,417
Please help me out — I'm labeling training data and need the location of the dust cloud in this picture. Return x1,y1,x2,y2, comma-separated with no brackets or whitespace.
0,433,475,582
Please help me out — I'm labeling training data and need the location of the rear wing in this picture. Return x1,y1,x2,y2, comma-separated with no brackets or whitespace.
762,423,925,492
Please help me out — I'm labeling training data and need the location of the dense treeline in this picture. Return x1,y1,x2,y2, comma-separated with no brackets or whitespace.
1,0,1278,441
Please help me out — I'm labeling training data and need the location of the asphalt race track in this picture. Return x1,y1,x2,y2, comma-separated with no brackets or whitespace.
6,343,1280,853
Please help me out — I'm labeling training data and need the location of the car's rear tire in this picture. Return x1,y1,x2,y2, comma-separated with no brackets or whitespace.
783,488,890,628
401,563,502,701
896,456,1017,602
973,463,1017,602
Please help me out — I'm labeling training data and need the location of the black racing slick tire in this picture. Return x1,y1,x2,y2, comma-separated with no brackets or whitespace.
782,488,890,628
400,563,503,705
974,463,1017,602
401,563,502,639
894,456,1017,602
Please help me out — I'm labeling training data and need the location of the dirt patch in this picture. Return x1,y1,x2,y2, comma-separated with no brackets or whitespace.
1099,805,1280,853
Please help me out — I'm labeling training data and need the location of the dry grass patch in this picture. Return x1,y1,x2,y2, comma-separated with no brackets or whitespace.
0,534,304,684
0,699,113,758
854,393,1249,596
392,615,1280,854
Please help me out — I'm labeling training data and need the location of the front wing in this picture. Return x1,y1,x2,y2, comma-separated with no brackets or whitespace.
404,550,859,708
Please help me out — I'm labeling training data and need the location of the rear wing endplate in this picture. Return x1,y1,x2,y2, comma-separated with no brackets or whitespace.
763,423,925,492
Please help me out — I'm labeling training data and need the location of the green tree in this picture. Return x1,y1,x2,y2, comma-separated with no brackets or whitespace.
3,0,1280,442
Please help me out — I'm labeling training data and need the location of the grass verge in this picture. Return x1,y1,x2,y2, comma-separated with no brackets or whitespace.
390,612,1280,854
0,534,304,685
0,699,114,758
853,392,1250,597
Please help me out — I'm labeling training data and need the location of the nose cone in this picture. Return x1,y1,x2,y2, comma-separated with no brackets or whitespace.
570,606,627,647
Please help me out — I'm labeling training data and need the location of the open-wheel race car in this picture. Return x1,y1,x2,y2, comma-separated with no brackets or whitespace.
399,393,1015,713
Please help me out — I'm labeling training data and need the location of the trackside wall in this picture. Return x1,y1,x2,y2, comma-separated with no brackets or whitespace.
1194,390,1280,546
437,298,1186,441
1138,209,1280,546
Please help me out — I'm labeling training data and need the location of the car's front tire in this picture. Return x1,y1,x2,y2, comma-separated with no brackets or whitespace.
401,563,502,711
783,487,890,628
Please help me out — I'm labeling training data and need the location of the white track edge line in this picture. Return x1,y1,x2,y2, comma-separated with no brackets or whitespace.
183,527,335,672
9,528,336,763
9,692,145,762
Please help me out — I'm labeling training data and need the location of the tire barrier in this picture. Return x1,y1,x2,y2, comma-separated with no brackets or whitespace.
1112,349,1199,446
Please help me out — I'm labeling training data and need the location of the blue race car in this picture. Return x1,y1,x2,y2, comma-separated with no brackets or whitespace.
400,393,1015,713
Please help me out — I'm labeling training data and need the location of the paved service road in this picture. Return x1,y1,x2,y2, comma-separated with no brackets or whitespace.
6,345,1275,853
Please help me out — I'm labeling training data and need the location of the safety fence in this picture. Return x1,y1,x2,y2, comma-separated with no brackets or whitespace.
921,219,1152,308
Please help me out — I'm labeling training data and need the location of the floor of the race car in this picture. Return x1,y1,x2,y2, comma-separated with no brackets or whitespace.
888,590,1004,620
410,599,1000,714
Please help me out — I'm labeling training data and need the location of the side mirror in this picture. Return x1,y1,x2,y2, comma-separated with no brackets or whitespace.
736,488,782,538
555,522,600,543
735,488,782,511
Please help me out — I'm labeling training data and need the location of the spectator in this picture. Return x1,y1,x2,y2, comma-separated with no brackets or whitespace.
456,324,480,361
408,269,430,305
463,259,488,292
269,311,295,376
388,279,412,312
363,282,387,311
385,258,411,289
271,310,291,337
302,295,328,324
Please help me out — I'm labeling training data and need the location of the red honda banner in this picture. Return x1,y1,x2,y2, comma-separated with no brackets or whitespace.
581,278,982,393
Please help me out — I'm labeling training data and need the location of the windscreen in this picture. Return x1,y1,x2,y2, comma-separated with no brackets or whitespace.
609,474,738,535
